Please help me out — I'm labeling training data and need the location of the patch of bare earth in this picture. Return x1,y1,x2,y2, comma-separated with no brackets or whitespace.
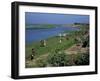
26,53,49,67
64,44,89,55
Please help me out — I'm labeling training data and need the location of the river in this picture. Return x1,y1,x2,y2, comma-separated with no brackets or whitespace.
25,26,79,43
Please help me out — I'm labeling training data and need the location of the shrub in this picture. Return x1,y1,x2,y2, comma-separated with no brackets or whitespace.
82,35,89,47
47,49,85,67
47,51,67,66
75,52,89,65
64,54,75,66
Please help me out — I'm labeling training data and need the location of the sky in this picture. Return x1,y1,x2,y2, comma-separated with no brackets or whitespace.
25,12,89,24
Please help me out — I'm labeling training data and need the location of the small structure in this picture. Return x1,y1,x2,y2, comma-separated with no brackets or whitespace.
59,39,62,43
62,33,66,37
58,33,62,43
44,40,46,46
40,40,47,47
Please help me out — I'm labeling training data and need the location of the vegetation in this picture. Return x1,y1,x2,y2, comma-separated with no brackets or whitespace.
47,51,67,66
47,51,89,67
26,51,89,68
25,24,89,68
26,24,58,29
25,36,76,60
25,24,75,29
74,52,89,65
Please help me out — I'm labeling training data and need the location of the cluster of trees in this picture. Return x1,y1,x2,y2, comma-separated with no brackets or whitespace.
47,50,89,67
74,23,89,26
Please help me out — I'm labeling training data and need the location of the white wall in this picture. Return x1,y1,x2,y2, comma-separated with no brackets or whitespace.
0,0,99,81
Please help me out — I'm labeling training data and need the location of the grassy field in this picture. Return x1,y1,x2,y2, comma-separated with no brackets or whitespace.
25,35,76,59
25,24,89,68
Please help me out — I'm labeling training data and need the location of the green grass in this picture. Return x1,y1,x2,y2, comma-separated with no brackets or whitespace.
25,35,76,60
25,24,89,60
26,24,58,29
25,24,89,68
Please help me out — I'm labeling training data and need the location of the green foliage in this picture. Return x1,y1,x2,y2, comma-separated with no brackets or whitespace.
47,50,89,67
47,51,67,66
75,52,89,65
26,24,89,68
82,35,89,47
64,54,75,66
26,24,57,29
26,36,76,60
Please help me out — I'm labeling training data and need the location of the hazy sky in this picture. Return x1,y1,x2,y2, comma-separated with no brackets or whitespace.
25,12,89,24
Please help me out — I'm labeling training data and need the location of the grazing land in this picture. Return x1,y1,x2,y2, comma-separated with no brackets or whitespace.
25,24,89,68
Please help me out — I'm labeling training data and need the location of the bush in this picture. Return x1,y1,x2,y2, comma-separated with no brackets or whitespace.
75,52,89,65
82,35,89,47
64,54,75,66
47,51,67,66
47,49,90,67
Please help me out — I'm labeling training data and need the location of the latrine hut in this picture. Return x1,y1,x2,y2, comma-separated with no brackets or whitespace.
40,40,47,47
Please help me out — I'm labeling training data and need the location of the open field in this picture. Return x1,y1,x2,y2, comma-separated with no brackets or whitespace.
25,24,89,68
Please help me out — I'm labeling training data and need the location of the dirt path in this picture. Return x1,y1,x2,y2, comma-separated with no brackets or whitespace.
26,53,49,67
64,44,89,55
